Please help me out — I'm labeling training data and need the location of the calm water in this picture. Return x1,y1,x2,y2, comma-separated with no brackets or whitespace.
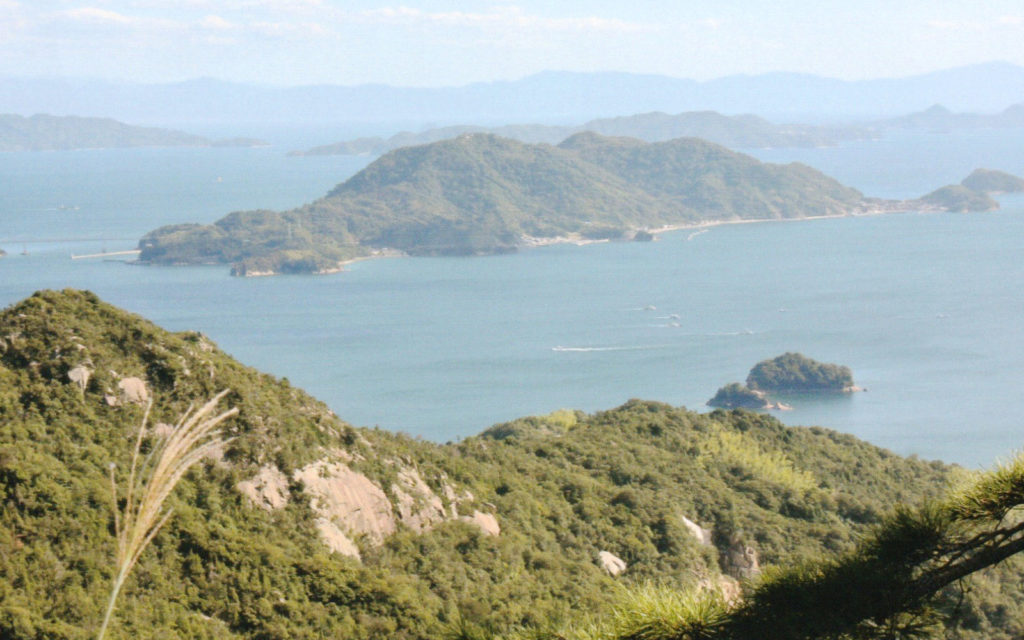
2,129,1024,467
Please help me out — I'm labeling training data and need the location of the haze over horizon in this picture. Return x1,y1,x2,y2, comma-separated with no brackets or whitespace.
3,1,1024,87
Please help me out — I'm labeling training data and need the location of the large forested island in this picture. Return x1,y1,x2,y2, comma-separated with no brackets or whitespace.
141,132,957,276
0,113,266,152
2,289,1024,639
290,110,873,157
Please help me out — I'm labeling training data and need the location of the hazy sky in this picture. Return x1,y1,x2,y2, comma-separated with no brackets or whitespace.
3,1,1024,86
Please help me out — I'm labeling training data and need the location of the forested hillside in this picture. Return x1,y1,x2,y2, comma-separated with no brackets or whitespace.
1,290,1021,639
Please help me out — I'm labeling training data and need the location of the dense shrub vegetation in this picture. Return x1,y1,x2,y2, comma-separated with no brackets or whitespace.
1,290,1022,639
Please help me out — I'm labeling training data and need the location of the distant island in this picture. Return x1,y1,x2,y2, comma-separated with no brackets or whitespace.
139,134,1006,276
709,353,858,410
139,132,880,275
961,168,1024,194
875,103,1024,131
747,353,856,393
916,167,1024,213
290,110,873,157
0,113,267,152
707,382,792,410
919,185,999,213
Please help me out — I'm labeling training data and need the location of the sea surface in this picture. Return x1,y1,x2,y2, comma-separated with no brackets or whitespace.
2,128,1024,467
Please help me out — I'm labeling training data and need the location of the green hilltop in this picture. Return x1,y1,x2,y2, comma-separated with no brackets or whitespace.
138,132,869,275
2,290,1023,639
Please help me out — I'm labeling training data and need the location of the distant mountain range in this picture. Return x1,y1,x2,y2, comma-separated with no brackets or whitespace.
4,62,1024,124
289,111,874,157
875,103,1024,130
0,113,267,151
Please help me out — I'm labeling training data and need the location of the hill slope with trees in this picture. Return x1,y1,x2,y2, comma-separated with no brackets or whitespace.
2,290,1023,639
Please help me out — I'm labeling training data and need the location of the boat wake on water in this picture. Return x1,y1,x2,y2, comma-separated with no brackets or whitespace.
551,344,669,353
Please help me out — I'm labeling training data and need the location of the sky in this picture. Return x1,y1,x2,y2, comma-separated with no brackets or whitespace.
2,1,1024,87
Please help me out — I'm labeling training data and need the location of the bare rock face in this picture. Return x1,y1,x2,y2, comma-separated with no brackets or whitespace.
67,365,91,392
314,518,362,560
392,468,448,533
598,550,627,576
239,452,498,558
294,460,397,545
237,465,291,511
698,575,742,604
681,515,713,546
722,535,761,579
460,510,500,537
117,376,149,404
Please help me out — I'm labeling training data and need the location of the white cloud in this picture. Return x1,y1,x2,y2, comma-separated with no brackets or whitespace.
357,5,654,34
130,0,323,12
59,7,135,25
251,20,325,37
199,14,233,30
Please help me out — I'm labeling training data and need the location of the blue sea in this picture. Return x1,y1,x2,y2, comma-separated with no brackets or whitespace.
2,129,1024,467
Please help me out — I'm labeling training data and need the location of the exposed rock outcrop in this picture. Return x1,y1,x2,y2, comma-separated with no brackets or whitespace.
237,465,291,511
598,550,627,576
315,518,362,560
698,575,742,605
722,535,761,579
681,515,713,546
392,467,449,533
117,376,149,404
460,510,500,537
67,365,91,392
294,460,397,545
238,453,500,559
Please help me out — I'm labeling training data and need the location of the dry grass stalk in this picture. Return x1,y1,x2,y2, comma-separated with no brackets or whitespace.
97,390,238,640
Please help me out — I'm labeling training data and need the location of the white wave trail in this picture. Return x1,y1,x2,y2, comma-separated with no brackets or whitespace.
551,344,667,353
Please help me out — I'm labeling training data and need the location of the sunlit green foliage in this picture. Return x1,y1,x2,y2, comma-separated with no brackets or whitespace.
698,425,818,494
555,453,1024,640
1,290,1021,639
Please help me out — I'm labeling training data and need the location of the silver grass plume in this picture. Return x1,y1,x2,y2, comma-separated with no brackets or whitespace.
97,390,237,640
